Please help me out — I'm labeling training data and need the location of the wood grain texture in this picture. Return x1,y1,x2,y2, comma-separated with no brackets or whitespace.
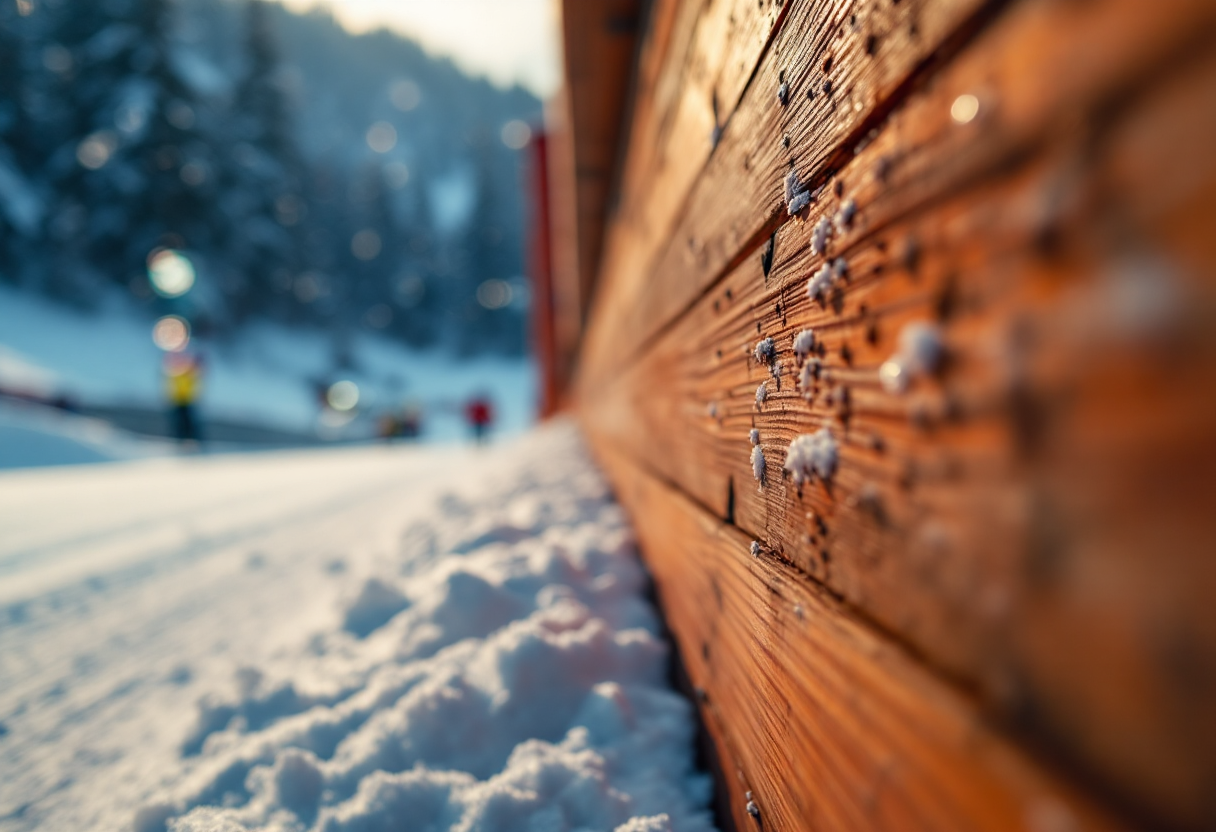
592,0,787,350
583,20,1216,827
579,0,995,392
589,439,1124,832
578,0,1216,395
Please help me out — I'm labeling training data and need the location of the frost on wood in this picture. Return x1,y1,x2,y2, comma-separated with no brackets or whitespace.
785,169,811,216
793,329,815,362
811,216,832,256
879,321,945,394
751,445,766,487
749,428,760,446
834,198,857,234
777,81,790,105
770,360,783,388
783,428,839,485
750,541,761,557
832,257,848,280
753,337,775,365
754,381,768,408
798,359,819,399
806,262,835,301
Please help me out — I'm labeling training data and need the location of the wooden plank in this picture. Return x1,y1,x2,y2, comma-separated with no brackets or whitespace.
594,0,787,344
552,0,644,365
583,28,1216,828
579,0,995,392
577,0,1216,395
589,439,1124,832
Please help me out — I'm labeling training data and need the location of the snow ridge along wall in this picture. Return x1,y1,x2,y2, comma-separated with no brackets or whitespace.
157,424,714,832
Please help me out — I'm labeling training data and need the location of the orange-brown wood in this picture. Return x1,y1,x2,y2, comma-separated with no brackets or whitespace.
583,31,1216,826
590,440,1125,832
593,0,788,350
561,0,1216,827
577,0,1216,396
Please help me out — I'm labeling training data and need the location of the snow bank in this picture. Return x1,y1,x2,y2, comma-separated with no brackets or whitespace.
0,284,535,442
3,421,713,831
0,399,173,470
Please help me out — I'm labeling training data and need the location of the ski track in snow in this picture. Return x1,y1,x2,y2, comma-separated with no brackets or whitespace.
0,421,715,832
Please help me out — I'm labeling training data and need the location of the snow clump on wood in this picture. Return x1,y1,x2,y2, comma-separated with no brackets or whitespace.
753,337,775,365
834,197,857,233
811,216,832,255
792,329,815,362
749,428,760,446
751,445,766,487
755,381,768,408
806,262,835,301
798,360,819,399
750,541,761,557
783,428,839,484
785,169,812,216
879,321,945,393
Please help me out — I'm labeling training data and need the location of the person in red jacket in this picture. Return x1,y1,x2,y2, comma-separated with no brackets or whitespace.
464,394,494,445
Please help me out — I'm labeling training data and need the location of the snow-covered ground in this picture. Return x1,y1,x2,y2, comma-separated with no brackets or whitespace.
0,421,715,832
0,400,177,470
0,284,536,443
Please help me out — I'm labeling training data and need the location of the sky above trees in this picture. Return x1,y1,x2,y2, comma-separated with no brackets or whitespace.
269,0,560,96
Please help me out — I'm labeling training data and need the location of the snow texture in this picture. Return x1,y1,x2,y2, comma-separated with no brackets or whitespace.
784,170,811,217
783,428,839,485
806,262,835,301
0,421,716,832
879,321,944,394
752,338,775,366
811,217,832,256
748,428,760,447
798,360,819,400
754,382,768,409
834,198,857,234
792,329,815,363
750,445,765,487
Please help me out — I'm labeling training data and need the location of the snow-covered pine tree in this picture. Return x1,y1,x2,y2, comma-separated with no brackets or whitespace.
0,3,42,284
217,0,305,322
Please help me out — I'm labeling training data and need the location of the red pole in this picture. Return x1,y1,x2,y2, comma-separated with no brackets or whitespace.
527,129,560,418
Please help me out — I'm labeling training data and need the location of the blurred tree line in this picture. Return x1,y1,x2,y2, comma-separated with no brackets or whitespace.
0,0,538,357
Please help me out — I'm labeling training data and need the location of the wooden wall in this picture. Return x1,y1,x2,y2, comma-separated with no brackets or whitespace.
555,0,1216,828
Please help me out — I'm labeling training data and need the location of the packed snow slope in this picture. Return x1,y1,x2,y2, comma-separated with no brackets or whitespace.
0,421,715,832
0,284,536,443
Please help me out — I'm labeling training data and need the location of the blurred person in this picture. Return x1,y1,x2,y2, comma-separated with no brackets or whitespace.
399,402,423,439
164,352,204,446
464,394,494,445
377,411,400,442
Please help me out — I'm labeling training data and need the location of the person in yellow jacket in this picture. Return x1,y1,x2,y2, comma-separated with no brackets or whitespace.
164,352,204,445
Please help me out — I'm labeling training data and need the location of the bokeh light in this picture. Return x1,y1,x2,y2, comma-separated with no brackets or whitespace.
366,121,398,153
76,131,118,170
351,230,382,261
951,94,980,124
147,249,196,297
327,380,360,411
152,315,190,352
476,279,513,309
389,79,422,112
500,120,531,150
